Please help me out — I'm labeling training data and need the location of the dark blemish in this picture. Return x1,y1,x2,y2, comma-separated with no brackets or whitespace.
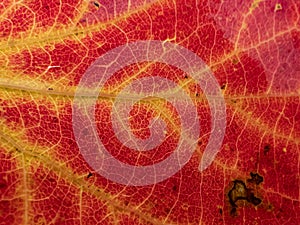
48,87,53,91
172,185,177,191
230,207,237,216
232,58,239,64
196,93,199,97
94,1,100,7
124,201,129,206
247,192,262,206
266,204,273,211
75,31,84,36
274,3,282,11
276,208,284,218
0,182,7,189
48,178,56,182
221,84,226,90
247,172,263,185
15,148,20,152
231,99,237,103
219,208,223,215
184,75,188,79
228,180,247,207
263,144,271,155
228,180,262,216
87,172,93,178
198,141,202,145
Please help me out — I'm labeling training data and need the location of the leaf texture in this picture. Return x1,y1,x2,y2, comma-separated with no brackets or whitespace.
0,0,299,224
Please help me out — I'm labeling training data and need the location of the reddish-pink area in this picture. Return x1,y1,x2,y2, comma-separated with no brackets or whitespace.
213,53,268,95
80,192,111,225
0,150,23,224
80,0,154,24
0,0,82,39
95,100,180,166
0,0,299,224
1,99,61,146
212,0,300,92
28,165,80,224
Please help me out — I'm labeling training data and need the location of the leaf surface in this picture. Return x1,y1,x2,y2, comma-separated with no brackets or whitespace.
0,0,299,224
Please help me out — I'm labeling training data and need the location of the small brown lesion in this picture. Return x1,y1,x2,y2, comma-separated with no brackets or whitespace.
87,172,93,178
263,144,271,155
247,172,263,185
228,180,262,216
227,172,264,216
274,3,282,12
219,208,223,215
232,58,239,64
93,1,100,8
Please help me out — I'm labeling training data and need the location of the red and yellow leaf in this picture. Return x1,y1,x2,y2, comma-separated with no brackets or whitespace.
0,0,299,224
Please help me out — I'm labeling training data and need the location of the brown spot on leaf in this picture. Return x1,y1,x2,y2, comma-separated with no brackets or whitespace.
0,182,7,189
228,180,262,216
232,58,239,64
165,208,171,213
172,185,177,191
228,180,247,207
219,208,223,215
247,172,263,185
94,1,100,8
266,204,274,212
247,192,262,206
263,144,271,155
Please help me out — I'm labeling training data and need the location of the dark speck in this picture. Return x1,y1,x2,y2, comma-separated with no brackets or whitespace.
164,208,170,213
87,172,93,178
248,193,262,206
263,144,271,155
230,207,237,216
219,208,223,215
247,172,263,185
0,182,7,189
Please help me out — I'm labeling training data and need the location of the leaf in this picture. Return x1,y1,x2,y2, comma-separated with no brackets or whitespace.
0,0,299,224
